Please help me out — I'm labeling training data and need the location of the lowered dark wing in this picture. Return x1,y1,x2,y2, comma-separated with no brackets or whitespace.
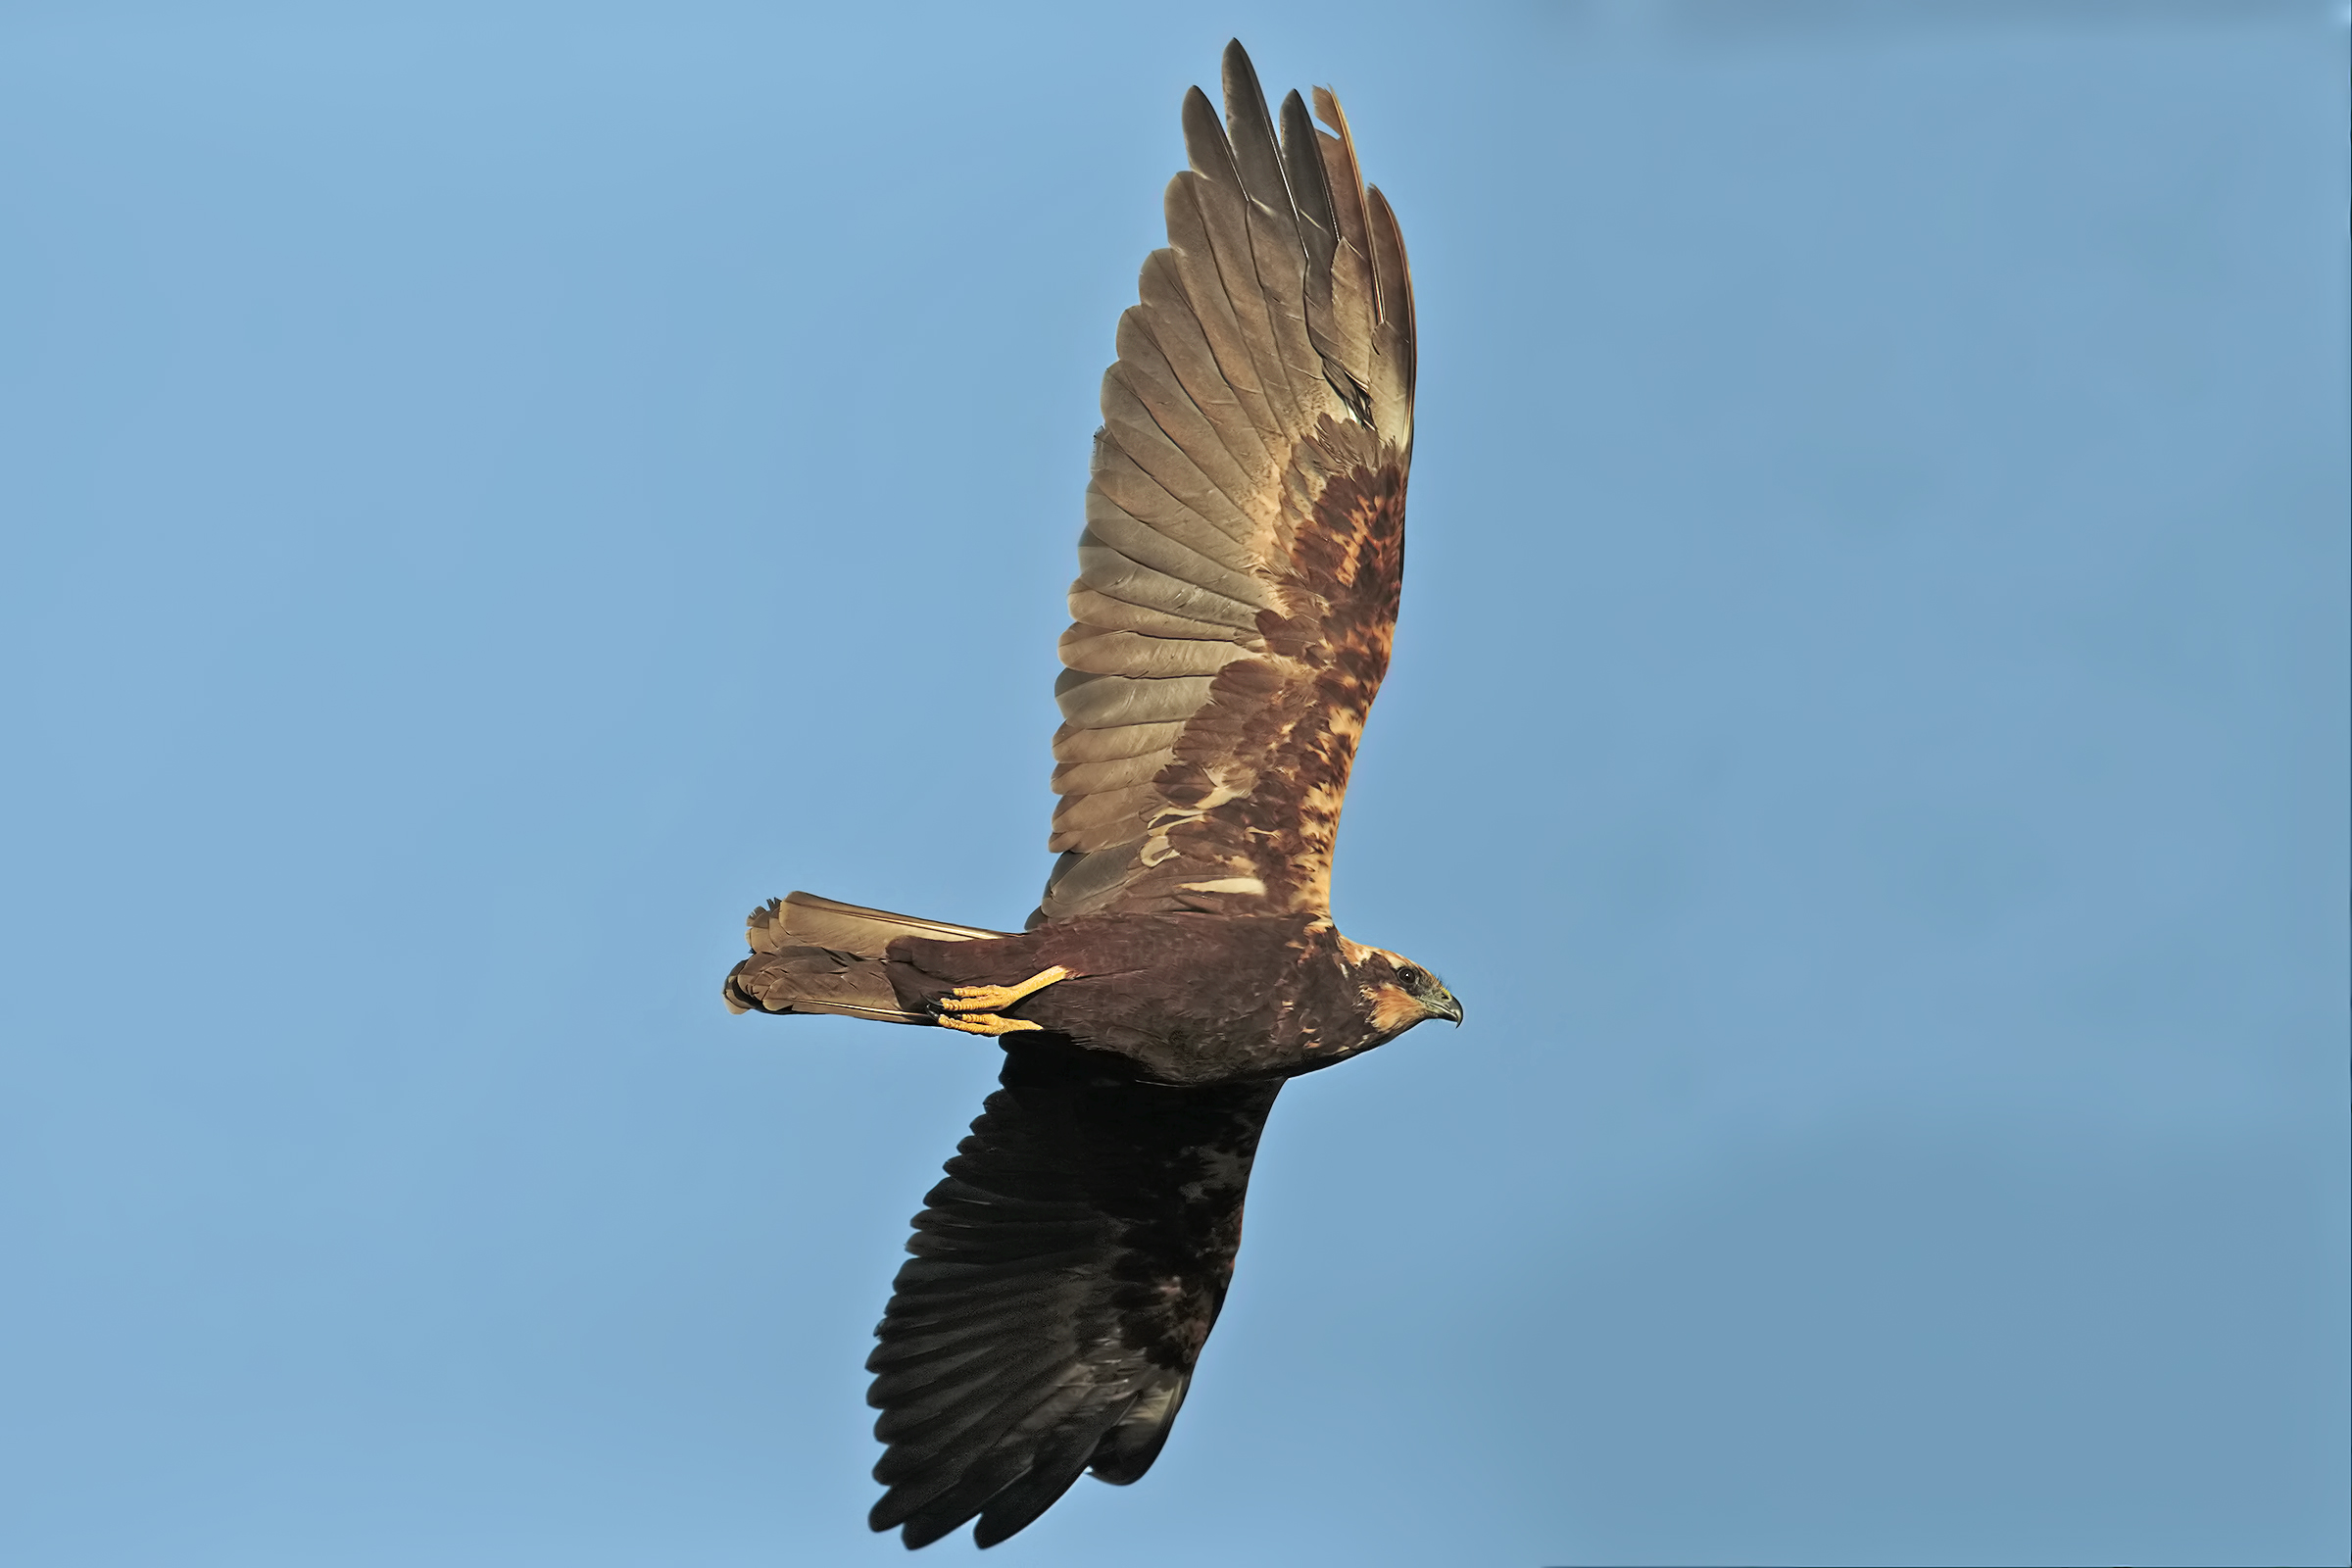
1038,41,1417,926
867,1041,1280,1549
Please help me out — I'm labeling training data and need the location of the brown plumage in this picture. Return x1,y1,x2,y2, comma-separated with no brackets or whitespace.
723,41,1458,1550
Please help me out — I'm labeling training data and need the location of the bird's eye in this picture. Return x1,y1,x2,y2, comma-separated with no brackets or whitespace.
1396,964,1426,990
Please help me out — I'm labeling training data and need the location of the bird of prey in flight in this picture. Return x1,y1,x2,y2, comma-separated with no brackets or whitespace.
724,39,1458,1550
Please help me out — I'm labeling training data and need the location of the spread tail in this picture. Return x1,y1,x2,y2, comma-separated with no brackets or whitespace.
722,892,1011,1022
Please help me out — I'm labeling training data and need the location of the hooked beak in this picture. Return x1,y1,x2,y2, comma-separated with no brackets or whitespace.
1429,988,1464,1027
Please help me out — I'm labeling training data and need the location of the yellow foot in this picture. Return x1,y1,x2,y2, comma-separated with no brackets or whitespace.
937,965,1074,1014
935,1012,1044,1036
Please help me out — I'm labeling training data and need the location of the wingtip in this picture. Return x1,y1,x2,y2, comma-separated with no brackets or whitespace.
1219,39,1250,103
1311,83,1349,141
1219,37,1271,128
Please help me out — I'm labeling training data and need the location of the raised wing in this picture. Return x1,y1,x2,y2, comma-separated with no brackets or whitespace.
866,1040,1281,1549
1037,41,1416,926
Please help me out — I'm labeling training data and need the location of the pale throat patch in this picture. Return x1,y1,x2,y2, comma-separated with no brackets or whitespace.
1367,983,1426,1036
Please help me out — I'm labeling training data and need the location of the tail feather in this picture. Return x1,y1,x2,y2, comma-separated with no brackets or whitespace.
724,942,922,1022
760,891,1009,956
724,893,1012,1021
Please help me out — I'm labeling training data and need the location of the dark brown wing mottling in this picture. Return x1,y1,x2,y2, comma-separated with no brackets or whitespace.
1128,452,1404,917
1038,41,1416,927
867,1040,1281,1549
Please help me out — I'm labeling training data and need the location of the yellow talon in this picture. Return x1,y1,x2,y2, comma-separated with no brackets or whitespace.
937,965,1074,1013
935,1012,1044,1036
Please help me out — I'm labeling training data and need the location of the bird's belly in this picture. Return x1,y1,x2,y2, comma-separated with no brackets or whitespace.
888,912,1358,1086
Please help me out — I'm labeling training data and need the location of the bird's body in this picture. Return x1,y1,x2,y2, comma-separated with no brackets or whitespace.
723,41,1455,1549
890,911,1430,1085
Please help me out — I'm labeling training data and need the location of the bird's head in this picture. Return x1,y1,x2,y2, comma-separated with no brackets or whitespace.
1359,950,1464,1040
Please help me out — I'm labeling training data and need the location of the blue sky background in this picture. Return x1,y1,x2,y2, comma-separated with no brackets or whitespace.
3,4,2344,1565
